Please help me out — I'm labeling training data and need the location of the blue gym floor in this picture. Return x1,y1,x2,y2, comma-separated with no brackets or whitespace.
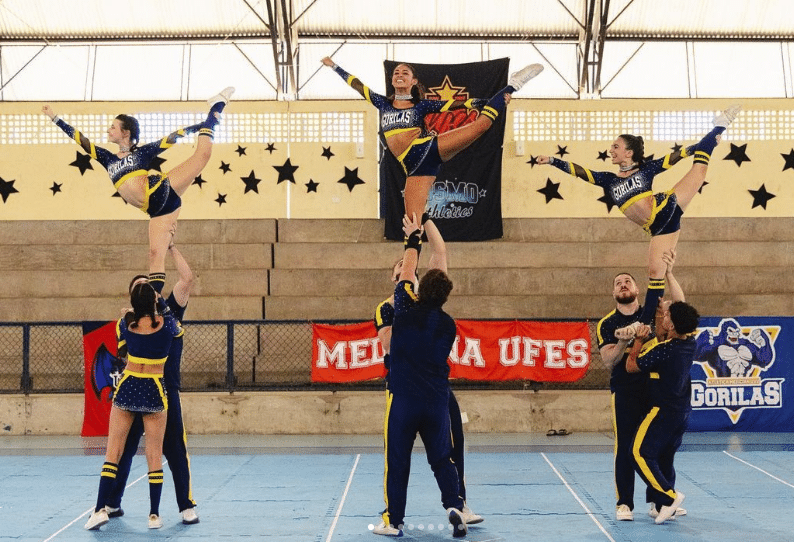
1,432,792,541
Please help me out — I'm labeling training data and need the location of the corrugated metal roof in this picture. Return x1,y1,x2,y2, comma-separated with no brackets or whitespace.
1,0,792,42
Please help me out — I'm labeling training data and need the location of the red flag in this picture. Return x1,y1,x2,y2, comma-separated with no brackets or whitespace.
81,321,123,436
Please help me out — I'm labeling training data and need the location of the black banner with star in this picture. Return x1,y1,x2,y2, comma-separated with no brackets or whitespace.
381,58,509,241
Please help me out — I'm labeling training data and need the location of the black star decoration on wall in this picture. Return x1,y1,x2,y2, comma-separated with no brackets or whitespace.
537,178,563,203
698,180,709,194
338,167,365,192
671,143,682,153
0,176,19,203
274,158,298,184
111,192,128,205
724,143,751,167
526,155,539,167
321,146,334,160
148,156,166,172
749,184,775,209
219,161,232,174
50,182,62,195
597,150,609,161
555,145,569,158
597,188,616,213
781,149,794,172
215,193,227,206
645,154,655,162
306,179,319,193
241,170,262,194
235,145,247,157
69,152,94,175
266,143,277,154
193,175,207,188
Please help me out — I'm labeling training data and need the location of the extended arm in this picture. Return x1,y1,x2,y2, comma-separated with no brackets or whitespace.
423,218,447,273
168,244,195,307
43,104,115,164
599,340,631,368
539,155,614,188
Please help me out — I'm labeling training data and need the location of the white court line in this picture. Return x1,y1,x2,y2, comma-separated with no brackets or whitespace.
723,450,794,489
325,453,361,542
542,452,617,542
42,461,166,542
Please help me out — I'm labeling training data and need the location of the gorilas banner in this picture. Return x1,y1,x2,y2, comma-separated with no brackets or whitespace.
311,320,591,383
381,58,509,242
81,321,124,437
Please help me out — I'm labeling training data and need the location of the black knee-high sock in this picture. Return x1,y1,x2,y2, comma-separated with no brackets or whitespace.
149,272,166,294
639,278,665,325
480,85,515,122
95,462,118,512
149,470,164,516
693,126,725,165
199,101,227,134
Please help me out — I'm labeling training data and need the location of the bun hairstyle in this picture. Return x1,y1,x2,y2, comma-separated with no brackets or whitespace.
115,114,140,151
388,63,427,104
129,281,159,329
618,134,645,164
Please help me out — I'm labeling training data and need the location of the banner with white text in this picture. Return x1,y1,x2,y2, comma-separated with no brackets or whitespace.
689,316,793,432
311,320,591,383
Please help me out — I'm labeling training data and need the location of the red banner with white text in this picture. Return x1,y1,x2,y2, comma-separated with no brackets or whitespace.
311,320,590,383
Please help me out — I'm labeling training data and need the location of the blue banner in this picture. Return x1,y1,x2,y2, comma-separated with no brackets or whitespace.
689,316,791,432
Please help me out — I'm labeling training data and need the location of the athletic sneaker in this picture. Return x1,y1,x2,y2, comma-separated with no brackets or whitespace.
104,505,124,518
508,64,544,91
461,503,484,524
714,104,741,128
655,491,685,524
616,504,633,521
148,514,163,529
447,508,468,538
84,508,109,530
372,521,403,536
182,507,200,524
207,87,235,107
649,503,687,519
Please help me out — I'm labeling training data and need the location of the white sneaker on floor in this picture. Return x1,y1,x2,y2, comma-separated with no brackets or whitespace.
508,64,544,91
208,87,235,107
714,104,741,128
461,503,484,524
84,508,109,530
616,504,633,521
649,503,686,519
182,507,200,524
371,521,403,536
447,508,468,538
148,513,163,529
655,491,685,524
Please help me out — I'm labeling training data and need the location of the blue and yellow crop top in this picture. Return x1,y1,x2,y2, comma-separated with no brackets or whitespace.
53,117,196,190
548,145,695,212
116,313,183,367
331,65,484,139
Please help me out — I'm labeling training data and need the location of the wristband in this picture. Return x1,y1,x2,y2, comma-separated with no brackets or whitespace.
404,230,422,253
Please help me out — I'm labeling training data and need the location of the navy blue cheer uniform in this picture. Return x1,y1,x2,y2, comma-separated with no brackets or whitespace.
330,65,484,178
548,144,696,236
375,296,468,502
108,294,197,513
381,280,463,529
632,336,695,509
52,117,196,217
597,306,651,511
114,311,182,413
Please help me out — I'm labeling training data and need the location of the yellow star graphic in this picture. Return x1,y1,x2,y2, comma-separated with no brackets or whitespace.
426,76,468,101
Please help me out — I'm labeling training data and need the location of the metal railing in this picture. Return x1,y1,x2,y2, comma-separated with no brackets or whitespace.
0,320,608,394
